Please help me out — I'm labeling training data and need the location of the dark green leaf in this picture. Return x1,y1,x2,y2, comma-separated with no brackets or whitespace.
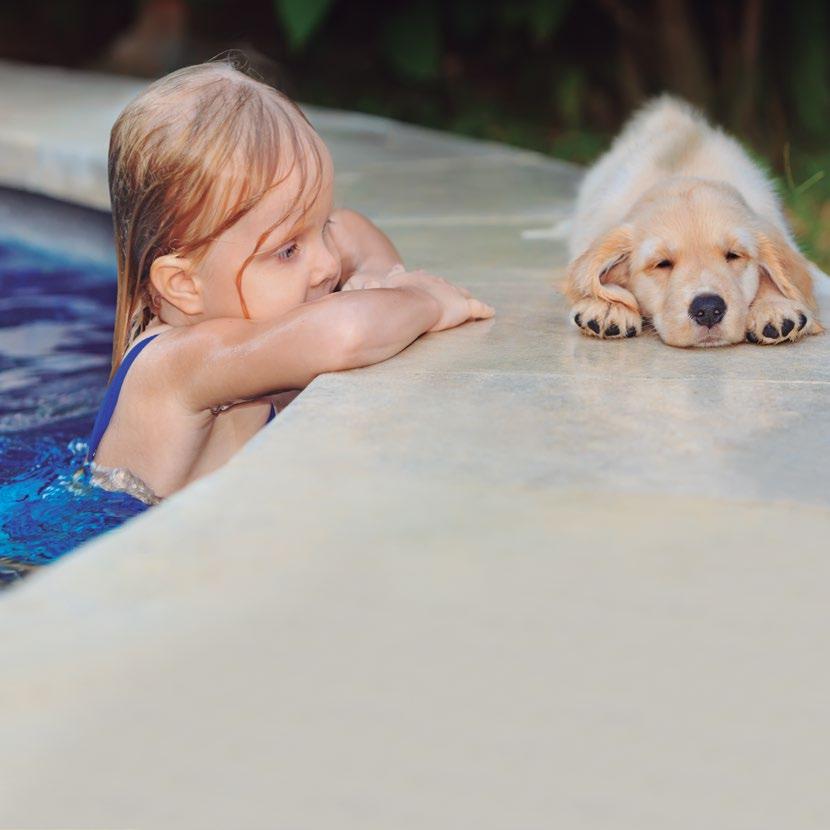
529,0,572,41
381,1,442,82
274,0,334,51
448,0,485,39
789,0,830,139
555,68,584,128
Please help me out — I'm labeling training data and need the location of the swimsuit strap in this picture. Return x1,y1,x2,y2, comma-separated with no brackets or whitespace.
87,335,159,461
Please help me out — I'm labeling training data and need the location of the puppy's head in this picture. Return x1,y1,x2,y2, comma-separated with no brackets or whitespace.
568,178,816,347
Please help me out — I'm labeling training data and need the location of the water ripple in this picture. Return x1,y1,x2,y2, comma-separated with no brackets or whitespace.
0,238,149,579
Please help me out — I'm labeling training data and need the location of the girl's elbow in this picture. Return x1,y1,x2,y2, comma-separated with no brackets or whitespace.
326,316,372,372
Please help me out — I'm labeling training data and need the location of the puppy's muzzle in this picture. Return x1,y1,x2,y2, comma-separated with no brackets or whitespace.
689,293,727,328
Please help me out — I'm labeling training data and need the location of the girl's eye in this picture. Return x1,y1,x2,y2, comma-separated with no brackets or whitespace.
275,242,299,261
655,259,673,269
725,251,741,262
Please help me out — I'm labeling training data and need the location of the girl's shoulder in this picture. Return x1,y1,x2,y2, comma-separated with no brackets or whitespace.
128,319,229,363
119,323,200,398
123,318,259,410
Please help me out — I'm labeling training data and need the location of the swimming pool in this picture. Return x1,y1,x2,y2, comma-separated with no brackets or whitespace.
0,225,148,585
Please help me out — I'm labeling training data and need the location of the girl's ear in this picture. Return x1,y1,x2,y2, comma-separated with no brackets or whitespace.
564,224,638,310
149,254,203,316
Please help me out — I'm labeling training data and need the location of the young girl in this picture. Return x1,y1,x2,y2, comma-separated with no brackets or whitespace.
88,61,494,504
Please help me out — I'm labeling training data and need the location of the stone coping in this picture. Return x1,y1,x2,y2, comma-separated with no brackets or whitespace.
0,59,559,213
2,61,830,828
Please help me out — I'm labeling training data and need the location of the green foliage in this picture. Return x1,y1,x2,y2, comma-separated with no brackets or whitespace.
789,0,830,140
381,1,442,82
263,0,830,271
493,0,571,40
548,131,608,165
447,0,484,39
781,148,830,272
554,68,584,128
527,0,573,42
274,0,334,50
273,0,572,80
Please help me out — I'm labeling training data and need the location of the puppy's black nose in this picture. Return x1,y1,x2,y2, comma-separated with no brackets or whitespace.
689,294,726,328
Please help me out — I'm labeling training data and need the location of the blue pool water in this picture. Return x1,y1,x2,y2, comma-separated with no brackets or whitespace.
0,238,148,584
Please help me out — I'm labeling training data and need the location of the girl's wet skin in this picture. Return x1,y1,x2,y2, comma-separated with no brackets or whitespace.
90,62,494,502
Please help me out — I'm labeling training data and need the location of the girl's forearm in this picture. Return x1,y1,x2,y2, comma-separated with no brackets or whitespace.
179,287,440,411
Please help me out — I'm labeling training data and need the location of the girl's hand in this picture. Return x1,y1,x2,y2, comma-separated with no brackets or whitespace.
340,272,385,290
343,265,495,332
340,262,406,291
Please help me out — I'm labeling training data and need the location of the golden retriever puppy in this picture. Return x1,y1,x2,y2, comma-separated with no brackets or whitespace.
565,96,823,347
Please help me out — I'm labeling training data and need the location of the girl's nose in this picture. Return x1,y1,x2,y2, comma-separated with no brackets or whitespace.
309,247,340,289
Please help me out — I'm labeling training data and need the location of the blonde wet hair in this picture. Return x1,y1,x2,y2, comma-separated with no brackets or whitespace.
107,58,323,374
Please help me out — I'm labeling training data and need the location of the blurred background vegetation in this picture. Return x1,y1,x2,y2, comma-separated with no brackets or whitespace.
0,0,827,267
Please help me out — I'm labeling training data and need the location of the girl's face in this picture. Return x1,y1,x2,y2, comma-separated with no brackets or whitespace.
196,144,341,321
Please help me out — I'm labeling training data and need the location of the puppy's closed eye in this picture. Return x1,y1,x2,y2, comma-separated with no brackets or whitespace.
655,259,673,269
725,251,741,262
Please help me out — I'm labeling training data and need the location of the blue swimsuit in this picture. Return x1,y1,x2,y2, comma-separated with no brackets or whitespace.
87,333,276,463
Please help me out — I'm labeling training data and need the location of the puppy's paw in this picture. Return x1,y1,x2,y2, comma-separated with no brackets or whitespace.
571,298,642,340
745,296,816,345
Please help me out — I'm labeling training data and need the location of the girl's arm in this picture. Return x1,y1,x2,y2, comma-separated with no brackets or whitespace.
329,209,403,286
169,286,441,413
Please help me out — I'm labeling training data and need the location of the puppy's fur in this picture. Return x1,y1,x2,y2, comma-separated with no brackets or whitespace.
565,96,823,347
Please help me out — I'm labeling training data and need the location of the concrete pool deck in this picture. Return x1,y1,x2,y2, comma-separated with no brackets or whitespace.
2,61,830,828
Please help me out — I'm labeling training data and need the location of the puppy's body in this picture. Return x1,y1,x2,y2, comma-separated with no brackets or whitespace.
566,96,822,347
570,97,791,258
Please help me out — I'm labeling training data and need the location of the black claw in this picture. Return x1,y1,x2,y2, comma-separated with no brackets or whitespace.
605,323,620,337
746,330,759,343
587,319,600,334
625,326,637,338
762,323,779,339
798,313,808,331
781,318,795,336
574,312,583,327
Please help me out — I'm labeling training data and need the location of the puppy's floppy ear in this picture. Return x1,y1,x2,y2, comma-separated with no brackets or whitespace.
565,224,639,311
756,224,819,315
